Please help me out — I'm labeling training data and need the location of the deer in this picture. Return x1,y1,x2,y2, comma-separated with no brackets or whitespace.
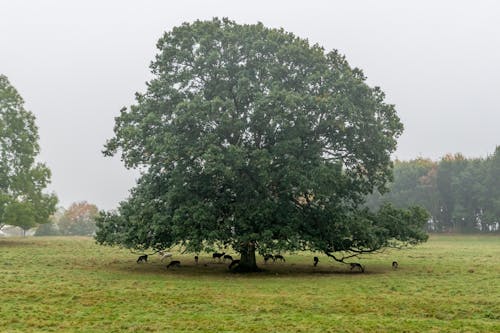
274,254,285,263
228,259,240,270
136,254,148,263
263,254,274,264
159,251,173,262
313,256,319,267
212,252,225,262
350,263,364,273
166,260,181,269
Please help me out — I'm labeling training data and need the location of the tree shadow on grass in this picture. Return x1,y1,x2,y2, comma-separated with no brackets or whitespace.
102,259,387,278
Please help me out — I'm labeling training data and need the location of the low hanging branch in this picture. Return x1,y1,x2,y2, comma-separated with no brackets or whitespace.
324,244,384,263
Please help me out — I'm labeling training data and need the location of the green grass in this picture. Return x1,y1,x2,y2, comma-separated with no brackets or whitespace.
1,235,499,332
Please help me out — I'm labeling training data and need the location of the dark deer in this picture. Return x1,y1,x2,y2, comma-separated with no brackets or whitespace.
136,254,148,263
194,256,199,265
392,261,399,269
274,254,285,263
313,256,319,267
166,260,181,269
212,252,225,262
228,259,240,270
223,254,233,262
263,254,274,264
350,263,364,273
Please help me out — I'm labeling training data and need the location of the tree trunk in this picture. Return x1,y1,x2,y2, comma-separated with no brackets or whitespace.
233,242,261,273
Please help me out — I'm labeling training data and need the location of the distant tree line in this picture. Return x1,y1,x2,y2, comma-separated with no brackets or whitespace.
367,147,500,233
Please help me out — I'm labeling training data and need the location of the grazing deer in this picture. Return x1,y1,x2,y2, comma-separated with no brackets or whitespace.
274,254,285,263
223,254,233,262
313,256,319,267
392,261,399,269
136,254,148,263
166,260,181,269
159,251,173,262
212,252,225,262
350,263,364,273
228,259,240,270
263,254,274,264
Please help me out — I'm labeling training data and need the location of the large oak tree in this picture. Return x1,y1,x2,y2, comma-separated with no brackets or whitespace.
97,18,428,271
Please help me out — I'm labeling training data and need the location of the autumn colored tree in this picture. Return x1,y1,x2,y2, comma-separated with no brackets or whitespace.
58,201,99,236
96,18,428,271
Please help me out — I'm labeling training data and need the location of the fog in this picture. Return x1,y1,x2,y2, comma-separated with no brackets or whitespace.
1,0,499,209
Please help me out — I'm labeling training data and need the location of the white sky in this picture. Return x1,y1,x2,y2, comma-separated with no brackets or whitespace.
1,0,499,210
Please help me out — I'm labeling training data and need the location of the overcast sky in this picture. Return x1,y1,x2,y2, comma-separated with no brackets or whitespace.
1,0,499,210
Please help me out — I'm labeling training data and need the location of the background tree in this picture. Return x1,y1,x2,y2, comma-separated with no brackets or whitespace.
366,159,441,230
34,206,64,236
34,220,60,236
367,148,500,233
0,75,57,234
481,147,500,231
435,154,467,231
96,18,428,271
58,201,98,236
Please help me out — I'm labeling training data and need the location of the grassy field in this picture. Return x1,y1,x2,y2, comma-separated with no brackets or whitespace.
1,235,499,332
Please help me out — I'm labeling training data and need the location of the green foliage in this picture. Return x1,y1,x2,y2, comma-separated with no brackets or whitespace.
0,75,57,230
34,222,60,236
97,18,427,266
368,148,500,233
3,201,36,231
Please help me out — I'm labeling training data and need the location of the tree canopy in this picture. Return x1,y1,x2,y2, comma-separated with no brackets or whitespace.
0,75,57,232
96,18,428,271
